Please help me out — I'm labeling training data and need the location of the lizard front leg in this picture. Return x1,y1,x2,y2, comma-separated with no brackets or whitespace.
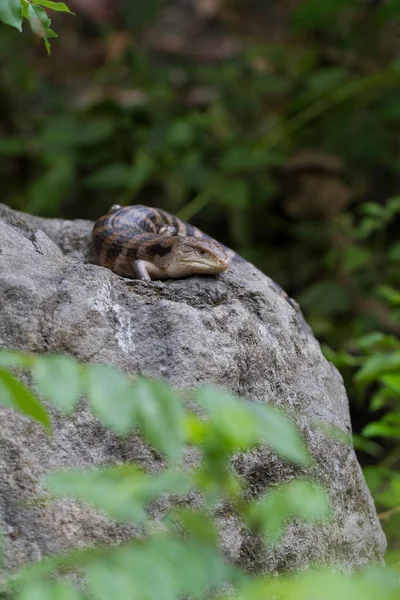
132,259,169,281
132,260,152,281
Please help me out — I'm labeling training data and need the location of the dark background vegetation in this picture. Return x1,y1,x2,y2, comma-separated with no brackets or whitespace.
1,0,400,560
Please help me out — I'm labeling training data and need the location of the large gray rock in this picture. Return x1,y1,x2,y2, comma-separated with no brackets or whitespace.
0,203,386,574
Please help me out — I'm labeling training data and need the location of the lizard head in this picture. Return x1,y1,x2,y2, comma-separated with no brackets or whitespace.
169,236,231,277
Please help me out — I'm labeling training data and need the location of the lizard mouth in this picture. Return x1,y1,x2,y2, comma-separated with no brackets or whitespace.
206,257,230,273
218,258,230,271
178,258,229,273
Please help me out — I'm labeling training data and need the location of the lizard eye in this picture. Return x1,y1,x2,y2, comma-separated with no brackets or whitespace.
199,249,206,256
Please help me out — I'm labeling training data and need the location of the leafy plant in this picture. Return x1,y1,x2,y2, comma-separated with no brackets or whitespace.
325,328,400,559
0,0,74,54
0,350,335,599
0,350,397,598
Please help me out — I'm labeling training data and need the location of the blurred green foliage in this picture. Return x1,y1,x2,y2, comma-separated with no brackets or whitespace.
1,0,400,569
0,351,397,599
325,326,400,560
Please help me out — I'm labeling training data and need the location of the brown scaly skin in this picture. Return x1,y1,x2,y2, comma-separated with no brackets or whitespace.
91,204,307,331
92,204,231,281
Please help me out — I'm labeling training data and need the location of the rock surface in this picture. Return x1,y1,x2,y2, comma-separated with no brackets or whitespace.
0,202,386,574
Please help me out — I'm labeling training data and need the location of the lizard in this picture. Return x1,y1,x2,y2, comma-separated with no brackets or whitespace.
91,204,233,281
91,204,308,331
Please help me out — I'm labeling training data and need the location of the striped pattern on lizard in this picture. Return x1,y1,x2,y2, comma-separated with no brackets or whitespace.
92,204,234,281
92,204,307,329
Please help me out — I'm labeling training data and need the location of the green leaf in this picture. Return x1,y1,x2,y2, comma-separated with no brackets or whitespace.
132,378,186,459
363,465,392,495
378,285,400,306
322,345,362,368
86,163,131,190
167,120,195,147
352,434,382,458
32,355,83,413
18,580,82,600
355,352,400,384
21,0,28,18
87,536,232,600
387,196,400,216
360,202,386,218
125,151,154,193
372,472,400,509
246,567,400,600
341,246,371,273
86,555,139,600
27,156,74,215
86,365,136,435
28,3,50,37
40,117,115,150
356,332,400,353
31,0,75,14
45,465,190,522
248,480,330,544
174,509,218,546
195,388,310,466
381,373,400,395
386,550,400,570
86,153,154,193
27,2,58,53
303,67,348,96
44,37,51,55
0,0,23,31
315,421,352,447
370,387,395,412
381,410,400,426
0,368,50,428
362,422,400,439
194,388,265,451
0,350,34,369
44,27,57,37
357,217,384,240
251,403,310,466
299,282,349,317
221,147,278,173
